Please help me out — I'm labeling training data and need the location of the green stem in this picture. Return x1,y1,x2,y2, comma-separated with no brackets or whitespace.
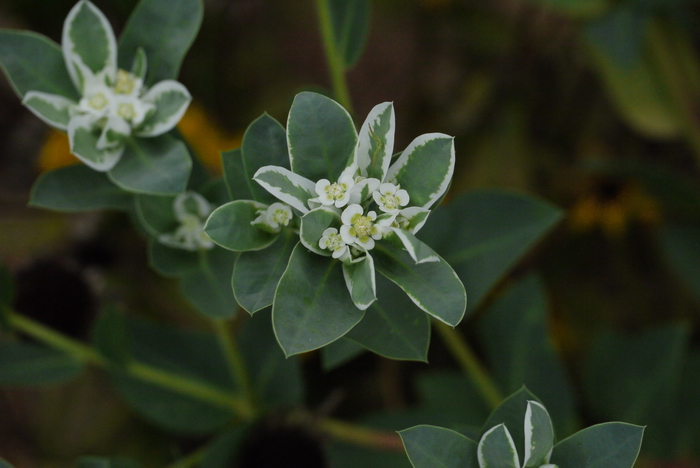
314,417,405,452
314,0,353,112
211,317,257,412
434,321,503,409
7,310,255,420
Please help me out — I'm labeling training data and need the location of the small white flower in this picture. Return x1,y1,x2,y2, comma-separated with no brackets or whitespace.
340,204,383,250
319,227,350,260
373,183,409,213
314,167,356,208
159,192,214,251
252,202,293,233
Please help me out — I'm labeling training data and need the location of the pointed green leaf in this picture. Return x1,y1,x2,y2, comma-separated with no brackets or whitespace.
523,401,554,467
330,0,371,68
478,275,577,436
400,425,478,468
118,0,203,85
273,244,363,356
0,31,78,99
22,91,75,130
478,424,519,468
254,165,315,213
148,240,200,277
550,423,644,468
137,80,191,137
30,164,133,212
62,0,117,89
130,47,147,80
385,134,454,209
301,206,342,256
108,134,192,195
342,254,377,310
287,92,357,182
205,200,278,251
222,148,253,200
481,387,541,464
351,101,394,180
180,248,238,318
345,275,430,361
419,191,563,315
241,113,290,203
233,230,296,313
0,341,83,385
373,243,466,327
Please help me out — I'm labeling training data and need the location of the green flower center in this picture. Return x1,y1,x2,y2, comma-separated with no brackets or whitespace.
88,92,108,110
117,103,136,120
325,232,345,251
272,208,290,226
350,214,376,240
380,193,401,211
325,182,349,201
114,69,136,95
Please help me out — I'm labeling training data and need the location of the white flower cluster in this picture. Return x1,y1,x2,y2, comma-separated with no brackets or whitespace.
159,192,215,251
252,202,293,233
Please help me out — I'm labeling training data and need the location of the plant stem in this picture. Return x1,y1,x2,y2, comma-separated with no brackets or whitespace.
434,321,503,409
211,317,257,413
314,0,353,112
6,310,255,420
314,417,405,452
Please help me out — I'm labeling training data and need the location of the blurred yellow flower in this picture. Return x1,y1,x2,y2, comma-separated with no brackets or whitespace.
37,102,241,175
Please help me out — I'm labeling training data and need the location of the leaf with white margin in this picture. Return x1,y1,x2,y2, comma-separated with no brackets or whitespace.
350,101,395,181
300,206,341,256
22,91,75,130
136,80,191,137
253,165,316,214
523,401,554,468
373,242,466,326
68,114,123,171
478,424,520,468
385,133,455,209
342,254,376,310
204,200,278,252
62,0,117,93
398,207,430,233
130,47,147,81
383,228,439,264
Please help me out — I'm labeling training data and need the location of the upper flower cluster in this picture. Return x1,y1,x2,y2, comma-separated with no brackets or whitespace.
21,0,191,172
159,191,215,251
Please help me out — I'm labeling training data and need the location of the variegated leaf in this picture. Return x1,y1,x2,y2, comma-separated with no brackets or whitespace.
131,47,147,80
300,206,341,256
253,165,316,214
524,401,554,468
22,91,76,130
342,254,377,310
386,133,455,209
350,101,394,181
68,114,123,171
478,424,520,468
383,228,439,264
137,80,191,137
62,0,117,92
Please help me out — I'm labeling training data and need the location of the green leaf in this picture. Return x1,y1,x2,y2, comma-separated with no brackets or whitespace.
300,206,341,256
180,248,238,318
550,423,644,468
330,0,371,68
343,255,377,310
481,387,541,464
205,200,278,251
0,341,83,385
420,191,562,315
134,193,178,236
523,401,554,467
287,92,357,182
233,230,296,314
75,457,142,468
241,114,290,204
478,424,519,468
345,275,430,361
30,164,133,212
400,425,478,468
118,0,203,86
0,31,78,99
384,228,440,264
148,240,200,277
273,244,364,356
478,275,578,436
108,135,192,195
386,134,454,210
22,91,75,130
90,307,130,366
373,243,466,327
583,323,689,427
253,166,315,214
658,226,700,304
240,309,304,407
351,101,394,180
222,148,253,201
68,116,123,171
321,338,365,370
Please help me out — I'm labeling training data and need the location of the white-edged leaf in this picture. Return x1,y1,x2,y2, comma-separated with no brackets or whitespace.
398,206,430,233
300,206,341,256
478,424,520,468
131,47,147,80
137,80,191,137
22,91,76,130
351,101,395,181
386,133,455,209
253,165,316,213
68,114,123,171
342,254,377,310
384,227,439,264
62,0,117,92
524,400,555,467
